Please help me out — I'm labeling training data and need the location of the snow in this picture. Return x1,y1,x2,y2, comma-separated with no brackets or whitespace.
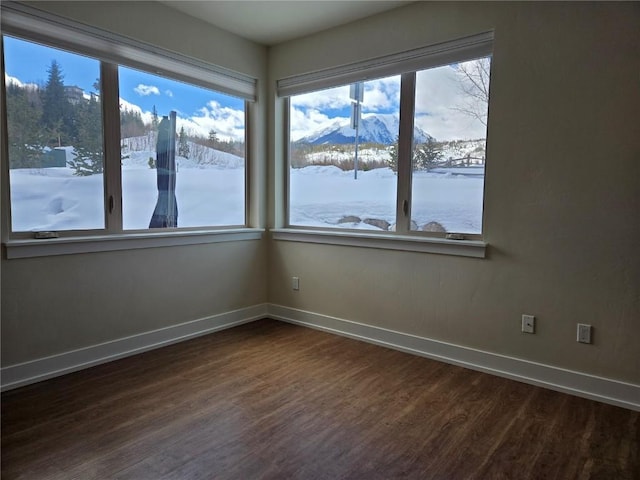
299,113,431,145
290,166,483,234
10,142,484,235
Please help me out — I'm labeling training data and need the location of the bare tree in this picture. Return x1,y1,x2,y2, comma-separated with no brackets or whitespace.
452,57,491,127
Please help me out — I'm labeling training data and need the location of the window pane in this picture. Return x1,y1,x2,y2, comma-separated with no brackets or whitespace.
411,57,490,234
119,66,245,230
289,76,401,231
4,36,105,232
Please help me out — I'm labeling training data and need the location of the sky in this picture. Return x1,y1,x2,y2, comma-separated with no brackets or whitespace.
3,34,246,142
4,33,489,144
290,62,490,142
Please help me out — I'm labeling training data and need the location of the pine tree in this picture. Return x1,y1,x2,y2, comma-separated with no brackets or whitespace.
414,140,443,171
387,136,399,173
208,129,218,148
41,60,69,146
120,108,146,138
151,105,159,131
5,82,45,168
178,126,190,158
69,93,103,176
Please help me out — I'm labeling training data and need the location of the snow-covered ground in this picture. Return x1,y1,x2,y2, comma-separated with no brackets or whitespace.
10,141,484,234
290,166,483,233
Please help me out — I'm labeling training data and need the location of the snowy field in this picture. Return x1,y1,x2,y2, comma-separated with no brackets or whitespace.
9,165,246,231
10,163,483,234
290,166,484,233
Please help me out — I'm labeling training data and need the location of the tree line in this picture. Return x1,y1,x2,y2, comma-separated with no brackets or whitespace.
6,60,103,175
7,60,245,176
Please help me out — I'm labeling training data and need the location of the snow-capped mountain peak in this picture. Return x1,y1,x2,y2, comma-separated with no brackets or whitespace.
297,113,432,145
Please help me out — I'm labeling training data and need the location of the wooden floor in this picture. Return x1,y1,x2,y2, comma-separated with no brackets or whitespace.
2,319,638,480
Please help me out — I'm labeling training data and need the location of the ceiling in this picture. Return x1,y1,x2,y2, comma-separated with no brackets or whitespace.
160,1,413,46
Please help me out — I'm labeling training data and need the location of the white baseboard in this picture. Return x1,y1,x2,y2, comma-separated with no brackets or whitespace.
1,303,269,392
268,304,640,411
4,303,638,411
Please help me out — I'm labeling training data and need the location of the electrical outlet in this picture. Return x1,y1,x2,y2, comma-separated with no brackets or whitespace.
292,276,300,291
577,323,592,344
522,314,535,334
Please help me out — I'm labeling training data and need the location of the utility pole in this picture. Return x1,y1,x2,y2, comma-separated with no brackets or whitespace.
350,82,363,180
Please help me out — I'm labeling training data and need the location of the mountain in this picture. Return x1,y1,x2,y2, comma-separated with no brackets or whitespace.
296,113,433,145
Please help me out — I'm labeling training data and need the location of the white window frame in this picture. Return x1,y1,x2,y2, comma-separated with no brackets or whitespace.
275,32,493,258
1,3,262,258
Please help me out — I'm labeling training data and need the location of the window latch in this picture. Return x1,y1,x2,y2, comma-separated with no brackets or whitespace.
109,195,114,214
402,199,408,216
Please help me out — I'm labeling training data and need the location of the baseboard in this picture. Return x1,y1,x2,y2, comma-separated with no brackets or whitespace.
4,303,638,411
1,303,269,392
268,304,640,411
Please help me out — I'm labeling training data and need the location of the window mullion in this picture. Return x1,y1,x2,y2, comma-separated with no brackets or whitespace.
395,72,416,234
100,62,123,233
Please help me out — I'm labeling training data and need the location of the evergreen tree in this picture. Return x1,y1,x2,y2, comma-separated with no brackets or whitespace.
387,136,399,173
178,126,190,158
69,93,103,176
208,129,218,148
5,82,45,168
120,108,146,138
414,140,443,171
151,105,159,131
41,60,69,146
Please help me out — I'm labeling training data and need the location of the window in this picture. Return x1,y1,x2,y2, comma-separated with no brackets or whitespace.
410,58,490,235
1,3,256,254
289,76,400,230
118,66,246,230
282,33,492,240
4,37,106,232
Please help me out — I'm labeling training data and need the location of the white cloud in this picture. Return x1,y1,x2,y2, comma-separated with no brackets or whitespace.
288,77,401,141
413,63,488,141
134,84,160,96
165,89,174,97
362,76,400,111
292,85,351,110
290,107,342,142
289,62,489,142
177,100,245,141
119,98,153,125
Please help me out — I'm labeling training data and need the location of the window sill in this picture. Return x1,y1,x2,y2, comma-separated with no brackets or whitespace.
271,228,486,258
4,228,264,259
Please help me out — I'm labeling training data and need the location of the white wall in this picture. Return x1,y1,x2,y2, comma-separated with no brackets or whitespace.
268,2,640,384
1,1,638,401
1,1,269,367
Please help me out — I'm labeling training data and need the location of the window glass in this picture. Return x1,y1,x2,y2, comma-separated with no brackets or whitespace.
4,35,105,232
411,57,490,234
119,66,246,229
289,76,401,231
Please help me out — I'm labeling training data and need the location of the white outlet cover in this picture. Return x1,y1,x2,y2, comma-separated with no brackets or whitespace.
522,314,535,334
577,323,592,344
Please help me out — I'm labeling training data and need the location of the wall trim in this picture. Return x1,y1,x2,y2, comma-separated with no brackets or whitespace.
267,304,640,411
4,303,638,411
1,303,269,391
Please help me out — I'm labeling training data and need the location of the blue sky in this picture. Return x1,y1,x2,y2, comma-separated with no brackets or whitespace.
4,34,489,142
3,35,245,140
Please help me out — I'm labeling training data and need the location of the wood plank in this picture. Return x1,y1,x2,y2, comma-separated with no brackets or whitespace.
2,319,638,479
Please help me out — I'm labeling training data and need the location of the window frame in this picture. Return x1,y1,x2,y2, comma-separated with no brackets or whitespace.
278,32,493,254
0,3,261,257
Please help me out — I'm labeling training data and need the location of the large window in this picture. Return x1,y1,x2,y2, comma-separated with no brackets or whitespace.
289,76,400,230
284,34,492,239
118,66,246,230
1,4,254,247
4,36,106,232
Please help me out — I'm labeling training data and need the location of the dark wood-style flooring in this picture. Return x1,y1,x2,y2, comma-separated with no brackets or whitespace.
2,319,639,479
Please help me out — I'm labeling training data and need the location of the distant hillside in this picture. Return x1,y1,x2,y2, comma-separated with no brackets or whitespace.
121,135,244,169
